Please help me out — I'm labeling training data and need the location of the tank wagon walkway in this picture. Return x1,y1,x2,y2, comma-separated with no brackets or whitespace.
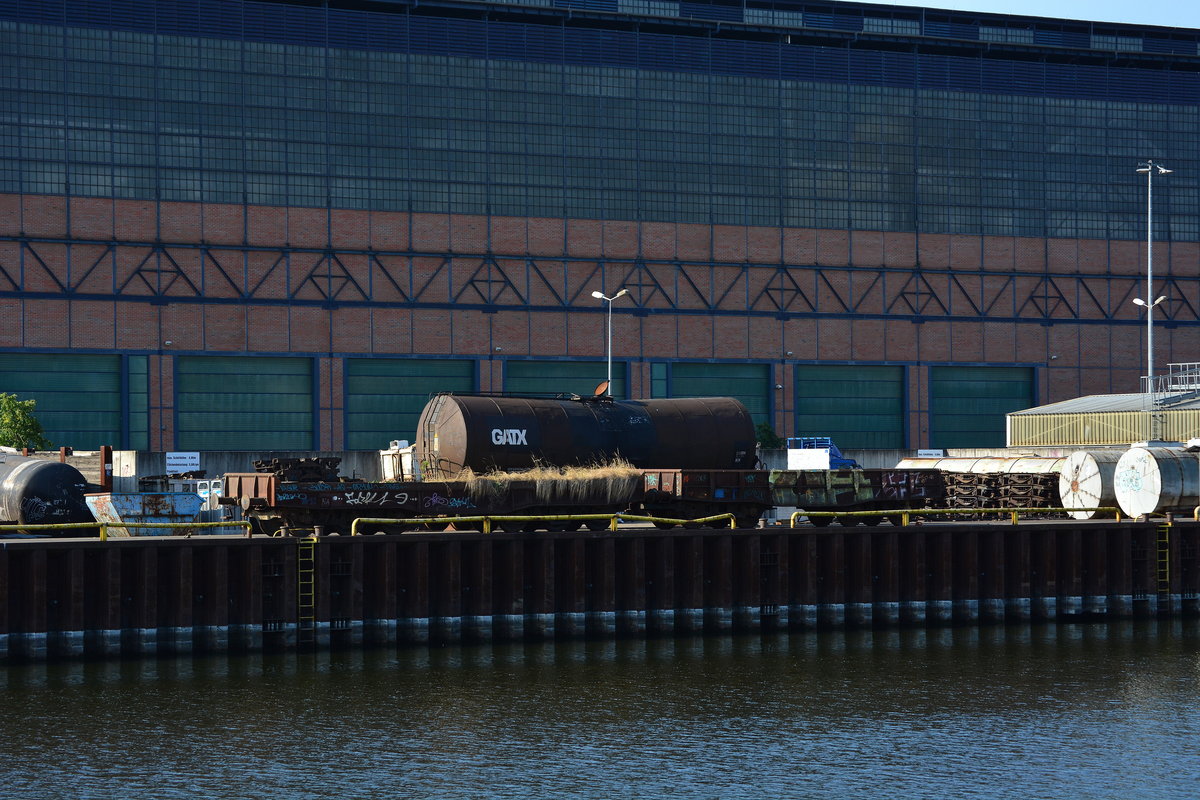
2,520,1198,661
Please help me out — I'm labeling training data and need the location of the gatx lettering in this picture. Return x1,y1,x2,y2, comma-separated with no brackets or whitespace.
490,428,528,445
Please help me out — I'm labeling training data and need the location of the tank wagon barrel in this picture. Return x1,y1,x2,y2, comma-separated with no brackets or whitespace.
416,393,756,480
0,453,94,529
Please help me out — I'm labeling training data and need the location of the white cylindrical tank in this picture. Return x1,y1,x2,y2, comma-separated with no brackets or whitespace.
1058,450,1122,519
893,457,979,472
894,456,1064,474
1113,447,1200,519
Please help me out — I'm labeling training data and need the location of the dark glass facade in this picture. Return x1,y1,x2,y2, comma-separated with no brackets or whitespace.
2,0,1197,240
3,0,1199,451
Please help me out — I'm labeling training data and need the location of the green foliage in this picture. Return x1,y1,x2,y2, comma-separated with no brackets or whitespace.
0,392,53,451
754,422,784,450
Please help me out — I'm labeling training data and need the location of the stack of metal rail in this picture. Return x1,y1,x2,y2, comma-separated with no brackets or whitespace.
999,472,1062,517
943,472,998,517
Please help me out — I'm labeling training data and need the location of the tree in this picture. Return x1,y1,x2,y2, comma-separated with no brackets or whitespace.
754,422,784,450
0,392,53,451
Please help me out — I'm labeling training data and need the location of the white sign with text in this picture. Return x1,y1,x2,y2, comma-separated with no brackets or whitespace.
165,451,201,472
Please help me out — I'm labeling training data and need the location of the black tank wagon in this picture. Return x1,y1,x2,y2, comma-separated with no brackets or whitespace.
223,395,770,533
416,393,757,479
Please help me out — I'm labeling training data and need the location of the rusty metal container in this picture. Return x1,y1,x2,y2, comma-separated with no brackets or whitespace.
417,394,757,478
84,492,203,536
0,453,93,526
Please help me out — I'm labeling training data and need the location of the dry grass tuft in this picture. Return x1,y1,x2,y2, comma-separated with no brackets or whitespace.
454,459,642,504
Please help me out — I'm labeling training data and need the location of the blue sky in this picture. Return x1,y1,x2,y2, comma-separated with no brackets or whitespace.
875,1,1200,29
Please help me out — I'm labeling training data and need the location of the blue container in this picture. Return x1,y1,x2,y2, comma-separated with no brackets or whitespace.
85,493,203,537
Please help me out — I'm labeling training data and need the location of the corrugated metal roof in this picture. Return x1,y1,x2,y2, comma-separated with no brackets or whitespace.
1012,393,1200,415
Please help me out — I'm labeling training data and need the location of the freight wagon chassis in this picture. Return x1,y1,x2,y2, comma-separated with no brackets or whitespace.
250,509,624,536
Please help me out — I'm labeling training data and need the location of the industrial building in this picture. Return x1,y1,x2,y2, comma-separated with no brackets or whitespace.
2,0,1200,453
1008,362,1200,446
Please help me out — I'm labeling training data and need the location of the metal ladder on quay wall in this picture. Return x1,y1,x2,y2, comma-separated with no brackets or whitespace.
1156,522,1172,607
297,536,317,648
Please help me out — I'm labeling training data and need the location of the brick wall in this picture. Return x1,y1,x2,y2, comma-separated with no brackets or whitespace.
0,192,1185,448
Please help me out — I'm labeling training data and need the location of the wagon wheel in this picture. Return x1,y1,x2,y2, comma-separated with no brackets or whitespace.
809,515,832,527
653,521,677,530
584,519,611,531
837,516,859,527
862,515,882,526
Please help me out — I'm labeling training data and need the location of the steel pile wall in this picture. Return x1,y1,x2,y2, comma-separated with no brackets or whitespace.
1,523,1197,661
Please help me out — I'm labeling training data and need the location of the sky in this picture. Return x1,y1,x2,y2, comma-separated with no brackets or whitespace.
875,1,1200,30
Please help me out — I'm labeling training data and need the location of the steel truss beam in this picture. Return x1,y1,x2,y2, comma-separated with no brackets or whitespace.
0,235,1189,326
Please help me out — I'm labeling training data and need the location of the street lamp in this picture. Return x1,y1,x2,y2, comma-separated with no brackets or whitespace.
1134,160,1171,391
591,288,629,396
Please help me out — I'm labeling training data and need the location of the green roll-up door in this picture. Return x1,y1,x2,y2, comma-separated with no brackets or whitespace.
930,366,1033,449
794,365,905,449
175,356,313,450
127,356,149,451
670,363,770,425
345,358,475,450
0,353,130,449
505,360,626,399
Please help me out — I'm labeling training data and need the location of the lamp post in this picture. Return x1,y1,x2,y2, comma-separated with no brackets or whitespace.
1133,160,1170,392
591,288,629,396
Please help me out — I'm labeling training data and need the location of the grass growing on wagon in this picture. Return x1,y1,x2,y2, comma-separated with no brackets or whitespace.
456,460,642,505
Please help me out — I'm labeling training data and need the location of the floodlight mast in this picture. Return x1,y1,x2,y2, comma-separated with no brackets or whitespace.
1134,161,1171,391
591,288,629,396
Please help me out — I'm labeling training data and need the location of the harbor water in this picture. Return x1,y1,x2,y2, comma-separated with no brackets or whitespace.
3,621,1199,799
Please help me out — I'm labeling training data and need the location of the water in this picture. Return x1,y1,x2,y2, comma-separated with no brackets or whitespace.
3,622,1199,799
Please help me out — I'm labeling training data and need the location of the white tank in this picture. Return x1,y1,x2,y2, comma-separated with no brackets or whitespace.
1058,450,1122,520
894,456,1064,474
1113,447,1200,519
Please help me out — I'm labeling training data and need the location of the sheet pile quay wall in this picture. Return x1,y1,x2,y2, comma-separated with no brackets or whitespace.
2,522,1198,661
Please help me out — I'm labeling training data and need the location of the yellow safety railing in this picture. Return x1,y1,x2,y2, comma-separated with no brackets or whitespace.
789,507,1123,528
0,521,101,536
349,512,736,536
0,521,252,540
